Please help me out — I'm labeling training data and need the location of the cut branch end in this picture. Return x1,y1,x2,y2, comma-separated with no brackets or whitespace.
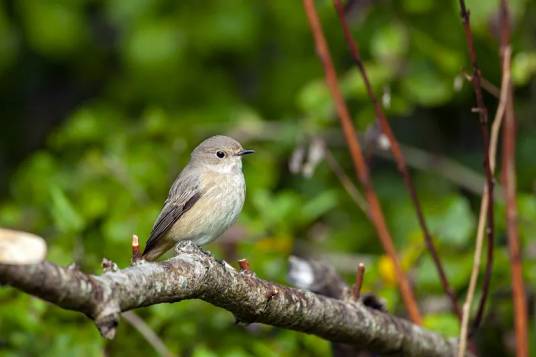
352,263,366,301
131,234,141,264
238,258,251,272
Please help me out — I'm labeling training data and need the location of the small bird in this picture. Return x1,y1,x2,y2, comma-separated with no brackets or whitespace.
141,135,254,261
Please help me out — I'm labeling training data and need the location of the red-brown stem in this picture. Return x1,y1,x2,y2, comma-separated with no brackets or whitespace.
131,234,141,264
457,0,495,332
303,0,422,324
352,263,366,300
499,2,529,356
331,0,461,320
238,258,251,272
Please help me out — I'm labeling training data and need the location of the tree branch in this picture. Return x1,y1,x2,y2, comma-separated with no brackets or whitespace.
0,241,466,356
457,43,511,357
302,0,422,324
499,1,529,356
331,0,460,319
457,0,495,333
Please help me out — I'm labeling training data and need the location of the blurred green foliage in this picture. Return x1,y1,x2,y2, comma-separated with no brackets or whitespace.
1,0,536,356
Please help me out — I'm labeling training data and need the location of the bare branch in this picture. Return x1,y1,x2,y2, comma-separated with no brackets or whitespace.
0,241,466,356
499,2,529,356
458,42,512,357
302,0,422,324
457,0,495,333
331,0,460,319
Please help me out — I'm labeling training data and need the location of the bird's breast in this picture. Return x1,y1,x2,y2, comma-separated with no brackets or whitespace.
168,171,245,245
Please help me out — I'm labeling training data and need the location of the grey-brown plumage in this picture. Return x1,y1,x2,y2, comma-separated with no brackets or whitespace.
142,135,254,261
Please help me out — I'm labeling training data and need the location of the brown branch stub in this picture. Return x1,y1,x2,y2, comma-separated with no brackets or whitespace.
352,263,365,301
0,241,469,356
131,234,141,264
457,0,495,332
302,0,422,325
238,258,251,272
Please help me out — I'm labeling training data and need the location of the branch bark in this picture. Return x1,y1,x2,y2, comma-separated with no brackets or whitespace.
0,241,465,356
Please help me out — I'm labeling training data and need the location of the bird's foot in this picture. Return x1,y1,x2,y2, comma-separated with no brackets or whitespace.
174,240,199,255
131,258,147,266
173,240,216,258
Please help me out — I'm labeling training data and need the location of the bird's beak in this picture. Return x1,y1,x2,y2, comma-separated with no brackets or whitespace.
236,149,255,156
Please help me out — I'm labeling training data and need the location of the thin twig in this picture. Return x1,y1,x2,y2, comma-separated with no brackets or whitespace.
302,0,422,324
457,0,495,333
463,71,501,98
352,263,366,301
457,45,511,357
323,145,368,213
458,191,490,356
122,311,173,357
499,2,529,356
331,0,461,320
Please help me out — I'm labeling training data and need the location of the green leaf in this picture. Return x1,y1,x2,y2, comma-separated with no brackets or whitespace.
299,190,338,224
401,60,453,106
123,19,184,75
426,195,475,247
0,3,18,72
512,51,536,86
423,313,459,336
371,22,409,63
18,0,89,58
49,186,84,234
297,79,333,122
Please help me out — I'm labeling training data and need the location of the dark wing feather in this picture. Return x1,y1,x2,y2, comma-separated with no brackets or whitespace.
142,169,201,257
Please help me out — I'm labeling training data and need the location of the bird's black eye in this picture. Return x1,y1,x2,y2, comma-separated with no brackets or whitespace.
216,151,225,158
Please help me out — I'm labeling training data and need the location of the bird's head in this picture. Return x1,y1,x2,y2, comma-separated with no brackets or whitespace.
190,135,254,173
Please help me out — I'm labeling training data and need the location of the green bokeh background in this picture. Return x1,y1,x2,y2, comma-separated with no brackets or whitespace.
1,0,535,356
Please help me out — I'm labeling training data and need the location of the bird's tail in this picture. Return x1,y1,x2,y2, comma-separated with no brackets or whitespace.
141,240,173,261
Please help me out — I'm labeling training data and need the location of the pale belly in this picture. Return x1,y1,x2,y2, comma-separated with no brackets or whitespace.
166,172,245,245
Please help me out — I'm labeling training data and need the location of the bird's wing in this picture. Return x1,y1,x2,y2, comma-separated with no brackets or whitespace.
142,170,201,257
